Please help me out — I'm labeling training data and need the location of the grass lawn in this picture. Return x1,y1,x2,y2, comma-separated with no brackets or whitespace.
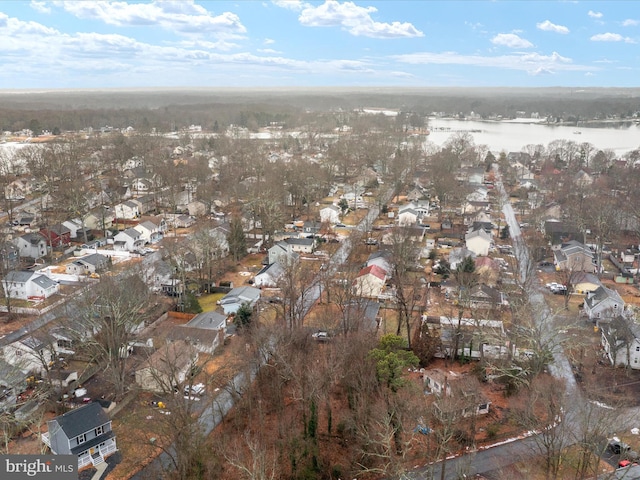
199,293,225,312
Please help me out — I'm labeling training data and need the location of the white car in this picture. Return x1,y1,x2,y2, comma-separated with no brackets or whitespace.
184,383,205,396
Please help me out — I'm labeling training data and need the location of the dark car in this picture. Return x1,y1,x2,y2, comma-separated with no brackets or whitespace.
539,261,553,267
609,439,631,455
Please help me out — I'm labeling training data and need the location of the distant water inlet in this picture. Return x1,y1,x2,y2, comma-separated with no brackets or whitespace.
426,118,640,156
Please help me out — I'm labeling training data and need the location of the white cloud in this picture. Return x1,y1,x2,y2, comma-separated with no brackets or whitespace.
393,50,591,76
297,0,423,38
491,33,533,48
536,20,569,34
30,1,51,14
622,19,639,27
264,38,275,45
588,10,603,19
54,0,247,37
258,48,282,54
272,0,306,11
590,32,636,43
585,72,594,76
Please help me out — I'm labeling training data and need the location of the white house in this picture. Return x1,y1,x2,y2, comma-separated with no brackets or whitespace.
584,286,625,321
134,220,163,244
600,316,640,369
319,205,341,224
397,208,419,226
2,270,59,301
14,232,48,259
253,262,285,288
352,265,387,298
65,253,109,276
465,228,492,257
113,228,144,252
113,200,140,220
217,286,261,315
2,334,54,375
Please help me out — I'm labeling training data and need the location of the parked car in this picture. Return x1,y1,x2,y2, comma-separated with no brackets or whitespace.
184,383,205,396
609,439,631,455
312,331,331,341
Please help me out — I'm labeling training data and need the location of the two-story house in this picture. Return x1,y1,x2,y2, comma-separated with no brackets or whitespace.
43,401,117,470
113,228,144,252
14,232,47,259
133,220,163,244
600,315,640,369
584,285,625,321
39,223,72,248
2,270,59,301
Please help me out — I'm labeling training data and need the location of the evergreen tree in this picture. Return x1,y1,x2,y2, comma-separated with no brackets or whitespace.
227,215,247,261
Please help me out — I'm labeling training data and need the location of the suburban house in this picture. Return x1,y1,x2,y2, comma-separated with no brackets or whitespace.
465,284,508,309
397,207,419,226
448,247,476,271
583,286,626,321
352,265,387,298
113,200,140,220
253,262,285,288
206,226,230,258
2,270,59,301
42,401,117,470
14,232,48,259
130,177,154,193
282,237,315,254
217,286,261,315
173,214,196,229
423,369,491,417
65,253,109,276
130,194,155,216
135,340,198,393
553,240,596,273
268,242,300,266
544,221,585,247
465,228,492,257
2,333,54,375
341,299,381,331
600,316,640,369
84,207,114,231
166,311,227,355
39,224,72,248
424,316,507,360
62,219,92,242
0,358,24,412
113,228,144,252
366,251,393,276
319,204,341,224
571,272,602,294
0,242,20,270
134,220,163,244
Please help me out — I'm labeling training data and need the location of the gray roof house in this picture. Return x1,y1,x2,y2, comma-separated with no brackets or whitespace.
43,401,117,470
166,311,228,355
14,232,47,259
584,286,625,321
113,227,144,252
2,270,59,301
65,253,109,276
217,286,261,315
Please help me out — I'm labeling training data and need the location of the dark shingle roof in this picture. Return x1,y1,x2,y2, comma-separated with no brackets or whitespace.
51,401,110,439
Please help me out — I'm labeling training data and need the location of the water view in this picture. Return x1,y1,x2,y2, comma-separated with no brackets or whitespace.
426,117,640,156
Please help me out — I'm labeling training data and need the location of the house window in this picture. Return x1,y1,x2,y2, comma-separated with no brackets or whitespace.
15,350,22,357
479,403,488,411
95,425,104,436
636,346,640,352
77,434,86,445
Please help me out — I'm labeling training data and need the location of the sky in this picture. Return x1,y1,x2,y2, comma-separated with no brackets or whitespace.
0,0,638,90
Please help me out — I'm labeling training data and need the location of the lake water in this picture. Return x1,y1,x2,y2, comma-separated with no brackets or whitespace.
426,117,640,157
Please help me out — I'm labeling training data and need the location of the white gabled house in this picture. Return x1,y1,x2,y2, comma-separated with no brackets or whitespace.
113,228,144,252
134,220,163,244
113,200,140,220
14,232,48,259
2,270,59,301
319,205,341,224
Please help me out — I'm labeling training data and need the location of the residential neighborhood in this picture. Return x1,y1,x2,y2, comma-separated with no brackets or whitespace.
0,92,640,480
